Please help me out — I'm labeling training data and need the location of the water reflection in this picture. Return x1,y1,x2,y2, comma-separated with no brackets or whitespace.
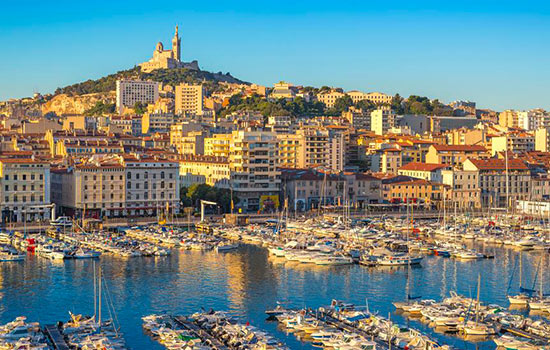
0,244,548,349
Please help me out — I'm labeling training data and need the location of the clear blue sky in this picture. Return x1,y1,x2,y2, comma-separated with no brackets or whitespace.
1,1,549,111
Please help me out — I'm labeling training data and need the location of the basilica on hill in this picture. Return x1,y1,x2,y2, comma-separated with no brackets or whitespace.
139,25,199,73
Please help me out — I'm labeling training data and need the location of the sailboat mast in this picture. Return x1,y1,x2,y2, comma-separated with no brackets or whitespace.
475,273,481,325
93,260,97,320
505,140,509,214
98,266,102,325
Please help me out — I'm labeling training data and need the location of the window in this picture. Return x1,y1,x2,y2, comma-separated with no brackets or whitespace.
127,172,132,179
22,174,26,180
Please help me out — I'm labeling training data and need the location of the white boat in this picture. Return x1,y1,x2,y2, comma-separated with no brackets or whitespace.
73,248,101,259
215,242,239,252
0,252,25,262
313,255,353,266
376,255,423,266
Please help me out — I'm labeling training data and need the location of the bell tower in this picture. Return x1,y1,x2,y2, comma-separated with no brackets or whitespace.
172,25,181,61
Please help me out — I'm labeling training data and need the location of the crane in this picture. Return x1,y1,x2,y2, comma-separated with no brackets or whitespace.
200,200,217,223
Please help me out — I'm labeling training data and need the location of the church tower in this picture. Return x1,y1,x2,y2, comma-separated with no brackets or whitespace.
172,25,181,62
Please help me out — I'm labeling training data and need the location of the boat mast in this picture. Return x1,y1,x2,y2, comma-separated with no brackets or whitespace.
93,260,97,320
505,139,509,215
475,273,481,326
98,266,102,325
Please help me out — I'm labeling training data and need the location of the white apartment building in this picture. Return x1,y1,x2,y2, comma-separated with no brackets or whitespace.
0,159,51,222
116,79,159,114
175,83,204,115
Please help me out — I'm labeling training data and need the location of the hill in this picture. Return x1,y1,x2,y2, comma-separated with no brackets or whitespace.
54,67,248,96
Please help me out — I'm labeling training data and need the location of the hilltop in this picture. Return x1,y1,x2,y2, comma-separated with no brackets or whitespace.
54,67,248,97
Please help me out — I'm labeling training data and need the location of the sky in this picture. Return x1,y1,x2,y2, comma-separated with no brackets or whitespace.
1,1,549,111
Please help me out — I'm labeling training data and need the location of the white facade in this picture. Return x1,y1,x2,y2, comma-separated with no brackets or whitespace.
116,79,159,114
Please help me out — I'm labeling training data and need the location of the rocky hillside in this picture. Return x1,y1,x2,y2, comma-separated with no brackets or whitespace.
42,92,115,115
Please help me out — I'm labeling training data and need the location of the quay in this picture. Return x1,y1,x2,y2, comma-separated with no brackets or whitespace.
502,326,549,342
43,324,70,350
173,316,229,350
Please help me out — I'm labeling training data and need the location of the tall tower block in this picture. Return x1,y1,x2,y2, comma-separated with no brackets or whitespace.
172,25,181,61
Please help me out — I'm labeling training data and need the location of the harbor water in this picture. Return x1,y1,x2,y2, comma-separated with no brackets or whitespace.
0,243,548,349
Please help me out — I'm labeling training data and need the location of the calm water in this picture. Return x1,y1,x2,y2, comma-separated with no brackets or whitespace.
0,243,549,349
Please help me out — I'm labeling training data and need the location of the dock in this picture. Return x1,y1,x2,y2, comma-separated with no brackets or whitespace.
173,316,229,350
502,326,549,342
44,324,70,350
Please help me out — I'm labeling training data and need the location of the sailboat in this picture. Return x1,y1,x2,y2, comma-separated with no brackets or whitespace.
507,252,531,305
462,274,498,336
528,255,550,310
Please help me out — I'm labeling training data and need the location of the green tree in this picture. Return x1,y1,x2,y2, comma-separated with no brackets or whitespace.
133,101,147,115
327,95,353,115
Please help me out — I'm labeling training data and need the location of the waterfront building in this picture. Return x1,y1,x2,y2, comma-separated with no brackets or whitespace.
386,178,448,208
463,158,530,208
0,158,51,223
441,169,481,209
123,155,180,216
178,154,230,189
229,130,280,212
398,162,450,183
116,79,159,114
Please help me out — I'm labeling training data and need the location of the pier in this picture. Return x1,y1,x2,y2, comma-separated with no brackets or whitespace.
44,324,70,350
173,316,229,350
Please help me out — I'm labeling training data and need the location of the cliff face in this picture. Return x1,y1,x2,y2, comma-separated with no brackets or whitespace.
42,92,115,115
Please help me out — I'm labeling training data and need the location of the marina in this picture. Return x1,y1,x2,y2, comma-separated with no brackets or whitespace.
0,214,549,349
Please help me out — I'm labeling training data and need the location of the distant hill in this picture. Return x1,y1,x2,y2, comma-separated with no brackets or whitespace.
54,67,248,96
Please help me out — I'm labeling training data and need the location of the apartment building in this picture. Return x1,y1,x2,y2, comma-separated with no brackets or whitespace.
342,107,370,130
347,91,393,105
370,107,395,135
170,127,206,155
463,158,530,208
124,155,180,216
51,156,126,218
386,178,448,208
441,169,481,209
317,90,345,108
491,133,535,156
425,144,489,167
204,134,232,158
178,155,230,189
397,162,450,183
116,79,159,114
175,83,204,115
142,112,177,134
277,133,301,168
229,130,280,212
0,158,51,223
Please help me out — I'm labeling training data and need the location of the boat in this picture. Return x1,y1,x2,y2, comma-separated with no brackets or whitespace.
215,242,239,252
73,248,101,259
0,252,25,262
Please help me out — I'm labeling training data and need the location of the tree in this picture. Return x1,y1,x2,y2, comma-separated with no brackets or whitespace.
133,101,147,115
327,95,353,115
83,101,115,116
182,184,237,213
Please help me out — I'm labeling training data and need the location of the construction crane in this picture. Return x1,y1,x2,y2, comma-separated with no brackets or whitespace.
200,200,217,223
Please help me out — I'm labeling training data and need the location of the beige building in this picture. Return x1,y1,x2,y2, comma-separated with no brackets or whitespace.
139,26,199,73
179,155,230,188
441,169,481,209
51,156,126,218
425,144,489,166
175,83,204,116
229,130,280,212
0,158,51,222
342,107,369,130
371,107,395,135
535,128,550,152
142,112,176,134
170,129,206,155
204,134,232,158
347,91,392,105
124,155,180,216
463,158,530,208
498,109,519,128
317,90,345,108
491,133,534,156
116,79,159,114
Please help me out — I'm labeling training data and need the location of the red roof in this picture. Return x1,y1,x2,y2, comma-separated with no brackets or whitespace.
432,145,487,152
467,158,528,171
399,162,449,172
